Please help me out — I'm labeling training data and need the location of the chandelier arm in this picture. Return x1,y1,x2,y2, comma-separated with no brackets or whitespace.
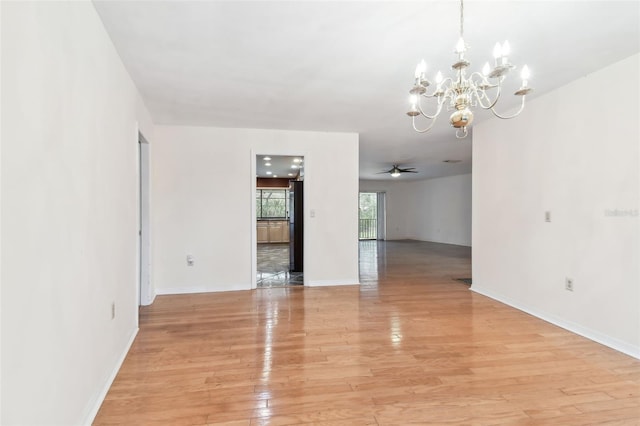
478,73,505,108
420,77,455,100
421,90,445,99
416,96,446,120
475,84,503,110
489,96,526,119
412,114,441,133
439,78,456,104
440,77,455,88
469,72,500,89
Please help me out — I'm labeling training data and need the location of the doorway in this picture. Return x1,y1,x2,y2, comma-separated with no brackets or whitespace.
359,192,386,240
138,133,151,306
255,155,304,287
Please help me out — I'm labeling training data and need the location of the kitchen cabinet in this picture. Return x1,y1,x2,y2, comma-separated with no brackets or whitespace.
257,220,289,243
257,222,269,243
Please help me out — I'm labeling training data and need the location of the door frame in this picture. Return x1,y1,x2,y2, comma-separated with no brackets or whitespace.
250,150,308,289
358,191,387,241
137,131,152,306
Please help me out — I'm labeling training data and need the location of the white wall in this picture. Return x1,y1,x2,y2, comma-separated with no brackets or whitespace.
360,174,472,246
1,1,153,424
152,125,359,293
472,53,639,358
0,1,4,419
406,174,471,246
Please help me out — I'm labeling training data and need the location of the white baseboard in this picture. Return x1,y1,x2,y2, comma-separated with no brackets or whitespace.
385,238,471,248
412,238,471,247
307,279,360,287
156,283,251,295
141,290,156,306
471,285,640,360
82,327,139,425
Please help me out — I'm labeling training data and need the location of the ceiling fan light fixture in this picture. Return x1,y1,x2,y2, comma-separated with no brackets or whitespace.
378,164,418,177
407,0,533,138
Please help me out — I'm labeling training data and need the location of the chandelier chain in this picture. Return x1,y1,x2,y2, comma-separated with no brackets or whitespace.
459,0,464,39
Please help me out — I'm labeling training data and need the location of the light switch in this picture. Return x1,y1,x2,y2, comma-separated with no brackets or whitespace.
310,209,316,218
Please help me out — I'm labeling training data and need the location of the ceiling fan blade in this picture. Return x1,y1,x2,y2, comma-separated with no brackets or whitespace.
377,165,419,175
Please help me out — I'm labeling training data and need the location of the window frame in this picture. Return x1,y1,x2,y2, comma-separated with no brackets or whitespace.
256,188,290,220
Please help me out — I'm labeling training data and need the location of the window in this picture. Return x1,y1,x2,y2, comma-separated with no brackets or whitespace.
256,189,289,219
359,192,378,240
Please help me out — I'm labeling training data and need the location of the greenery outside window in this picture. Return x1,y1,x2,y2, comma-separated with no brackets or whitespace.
256,189,289,219
359,192,377,240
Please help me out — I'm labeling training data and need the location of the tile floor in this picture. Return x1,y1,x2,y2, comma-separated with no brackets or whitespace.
256,243,303,287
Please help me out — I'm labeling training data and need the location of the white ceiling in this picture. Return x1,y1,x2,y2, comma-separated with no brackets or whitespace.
256,155,304,179
93,1,640,181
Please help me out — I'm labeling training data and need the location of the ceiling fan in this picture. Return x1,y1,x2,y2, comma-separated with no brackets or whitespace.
378,165,418,178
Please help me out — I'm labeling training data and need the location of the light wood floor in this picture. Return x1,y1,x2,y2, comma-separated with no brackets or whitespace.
94,240,640,425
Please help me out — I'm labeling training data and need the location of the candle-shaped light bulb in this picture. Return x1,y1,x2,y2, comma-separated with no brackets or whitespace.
482,62,491,76
520,65,530,86
415,60,426,79
407,94,419,115
435,71,443,84
501,40,510,64
501,40,511,56
455,37,465,54
493,42,502,59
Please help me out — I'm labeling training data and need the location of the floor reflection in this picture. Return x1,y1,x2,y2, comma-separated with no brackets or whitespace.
359,239,471,286
358,239,386,284
96,241,640,425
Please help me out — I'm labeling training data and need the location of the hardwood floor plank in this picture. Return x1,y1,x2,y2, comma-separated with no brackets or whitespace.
247,409,378,425
94,240,640,425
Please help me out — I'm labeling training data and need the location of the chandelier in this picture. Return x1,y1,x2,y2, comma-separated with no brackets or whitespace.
406,0,533,138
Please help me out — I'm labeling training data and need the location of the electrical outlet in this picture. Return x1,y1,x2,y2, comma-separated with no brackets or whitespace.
565,277,574,292
111,302,116,319
545,211,551,222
